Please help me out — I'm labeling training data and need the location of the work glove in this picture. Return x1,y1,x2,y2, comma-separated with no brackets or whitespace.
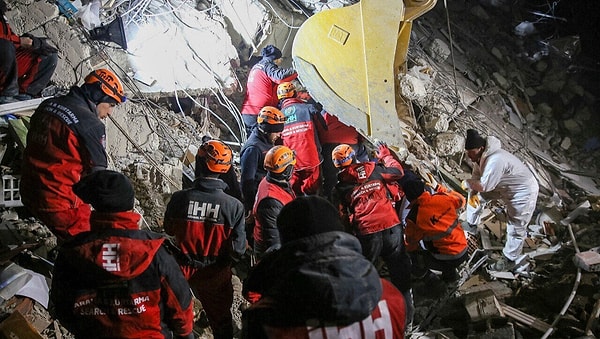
313,101,323,113
461,180,471,191
22,34,58,56
468,193,481,208
424,172,440,191
375,140,391,159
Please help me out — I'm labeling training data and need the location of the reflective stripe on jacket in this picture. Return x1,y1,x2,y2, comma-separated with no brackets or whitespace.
405,187,467,258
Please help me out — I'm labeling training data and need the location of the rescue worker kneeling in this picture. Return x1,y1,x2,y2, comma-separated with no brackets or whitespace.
402,178,469,283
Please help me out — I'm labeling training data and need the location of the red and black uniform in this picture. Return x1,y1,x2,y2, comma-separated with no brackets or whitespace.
279,97,323,195
405,185,468,281
1,13,57,98
316,112,368,197
240,58,296,133
164,177,245,339
243,231,406,339
331,153,412,296
252,175,295,258
50,211,194,339
20,86,108,239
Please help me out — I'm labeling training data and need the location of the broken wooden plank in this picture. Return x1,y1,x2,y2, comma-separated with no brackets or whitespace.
499,302,552,333
480,228,503,251
0,310,44,339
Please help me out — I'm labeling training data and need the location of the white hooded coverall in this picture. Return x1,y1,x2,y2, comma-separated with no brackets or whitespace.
466,136,539,261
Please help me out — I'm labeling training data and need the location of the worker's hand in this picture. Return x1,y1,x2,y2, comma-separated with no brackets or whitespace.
468,193,480,208
313,102,323,113
19,36,33,48
375,140,391,159
461,180,471,191
424,172,439,191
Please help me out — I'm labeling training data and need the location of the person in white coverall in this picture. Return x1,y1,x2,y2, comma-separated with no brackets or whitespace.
463,129,539,271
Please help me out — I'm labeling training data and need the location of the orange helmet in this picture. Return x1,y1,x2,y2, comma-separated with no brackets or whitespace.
332,144,355,168
197,140,232,173
277,82,296,100
264,145,296,174
84,68,126,103
257,106,285,125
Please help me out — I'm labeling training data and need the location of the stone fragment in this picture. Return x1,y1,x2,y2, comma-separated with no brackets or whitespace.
492,72,510,89
560,137,571,150
434,132,464,156
425,38,450,63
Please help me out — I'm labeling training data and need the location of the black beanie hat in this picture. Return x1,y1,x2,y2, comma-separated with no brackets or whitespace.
277,196,344,244
465,129,486,150
402,179,425,202
73,170,135,213
261,45,282,61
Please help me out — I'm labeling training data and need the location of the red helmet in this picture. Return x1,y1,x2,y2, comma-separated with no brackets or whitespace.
84,68,126,103
197,140,232,173
332,144,355,168
277,82,296,100
264,145,296,174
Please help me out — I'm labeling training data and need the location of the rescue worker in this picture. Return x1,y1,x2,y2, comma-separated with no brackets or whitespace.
243,196,406,338
402,178,468,283
463,129,539,271
20,68,126,241
240,45,297,135
330,143,413,323
164,139,245,339
239,106,285,243
0,0,58,103
51,170,194,339
276,81,323,195
252,145,296,260
316,111,369,198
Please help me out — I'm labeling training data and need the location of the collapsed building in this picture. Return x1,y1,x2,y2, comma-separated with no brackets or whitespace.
0,0,599,338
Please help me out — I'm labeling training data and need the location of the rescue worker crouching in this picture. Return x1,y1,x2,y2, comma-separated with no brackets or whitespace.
20,68,126,242
402,178,469,284
164,140,246,339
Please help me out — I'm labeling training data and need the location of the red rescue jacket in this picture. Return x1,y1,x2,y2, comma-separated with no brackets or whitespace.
164,177,246,266
50,211,194,339
334,155,404,235
252,176,295,254
20,87,108,212
280,97,322,169
241,58,297,116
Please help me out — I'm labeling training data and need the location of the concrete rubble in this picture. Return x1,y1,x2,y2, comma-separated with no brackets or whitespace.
0,0,598,338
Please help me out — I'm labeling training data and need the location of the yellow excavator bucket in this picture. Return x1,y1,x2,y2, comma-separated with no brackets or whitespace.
292,0,436,150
